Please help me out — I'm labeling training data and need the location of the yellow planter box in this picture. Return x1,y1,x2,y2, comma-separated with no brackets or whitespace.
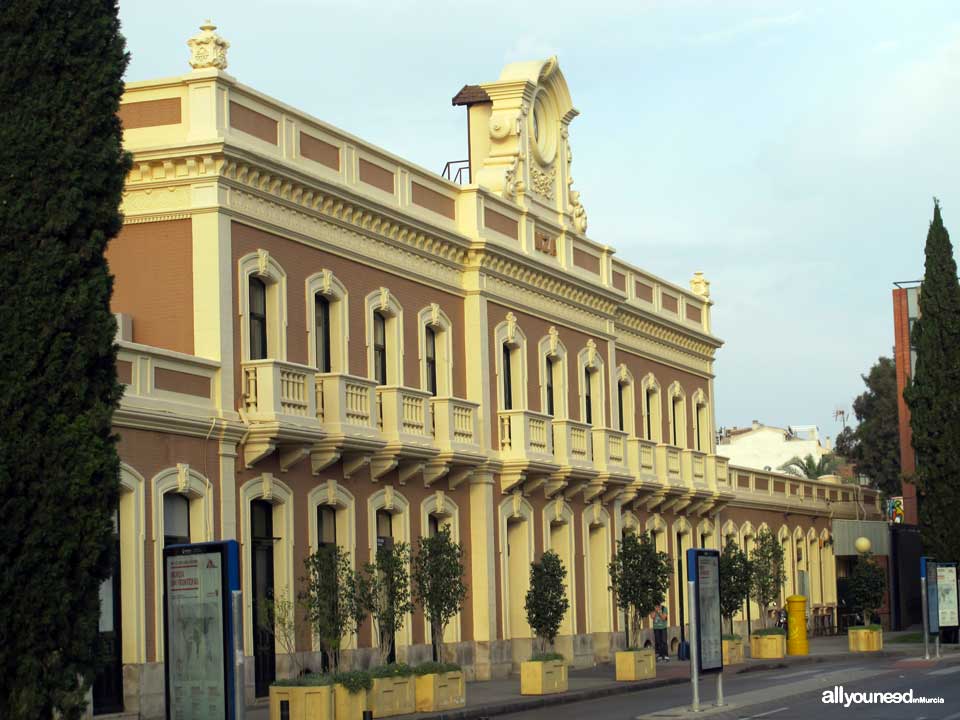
722,639,744,665
415,671,466,712
520,659,568,695
369,675,416,718
750,633,785,659
848,628,883,652
615,649,656,681
334,684,368,720
269,684,333,720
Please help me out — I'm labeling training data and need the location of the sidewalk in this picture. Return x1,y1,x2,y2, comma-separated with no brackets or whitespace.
244,633,945,720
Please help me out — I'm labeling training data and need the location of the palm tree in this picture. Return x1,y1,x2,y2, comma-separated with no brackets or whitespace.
778,453,840,479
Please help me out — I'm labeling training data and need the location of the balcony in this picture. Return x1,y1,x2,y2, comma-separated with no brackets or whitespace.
311,373,385,477
428,396,485,487
706,454,729,487
241,359,320,469
371,385,438,482
592,428,631,481
626,437,658,482
552,419,594,473
655,444,683,486
681,449,709,488
117,341,218,421
499,409,555,464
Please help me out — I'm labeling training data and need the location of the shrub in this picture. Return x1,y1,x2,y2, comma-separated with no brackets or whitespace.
525,550,569,655
749,529,785,627
413,661,461,676
751,627,785,637
301,545,358,673
530,651,565,662
719,538,751,636
332,670,372,694
848,554,885,626
369,663,414,679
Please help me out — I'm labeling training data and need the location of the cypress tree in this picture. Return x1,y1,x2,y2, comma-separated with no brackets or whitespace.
904,200,960,562
0,2,129,717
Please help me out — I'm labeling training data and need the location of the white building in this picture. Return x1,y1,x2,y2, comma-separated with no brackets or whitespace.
716,421,831,473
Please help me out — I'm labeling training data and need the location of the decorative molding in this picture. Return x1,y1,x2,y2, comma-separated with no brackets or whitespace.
530,165,556,200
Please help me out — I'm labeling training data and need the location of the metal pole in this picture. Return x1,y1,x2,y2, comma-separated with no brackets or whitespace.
689,578,699,713
232,590,246,720
716,672,724,707
922,575,930,660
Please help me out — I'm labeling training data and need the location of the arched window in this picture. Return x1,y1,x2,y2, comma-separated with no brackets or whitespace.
314,294,331,373
249,277,268,360
617,381,626,432
641,373,662,443
617,365,636,436
668,382,687,448
238,249,288,362
545,357,555,416
366,288,404,386
425,327,437,396
306,270,350,374
584,366,594,425
693,393,710,452
373,312,387,386
502,343,513,410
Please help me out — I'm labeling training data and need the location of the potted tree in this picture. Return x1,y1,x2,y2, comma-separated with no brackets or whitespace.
719,537,750,665
847,553,885,652
521,550,570,695
263,587,332,720
608,531,670,681
411,526,467,711
748,529,786,659
362,541,416,718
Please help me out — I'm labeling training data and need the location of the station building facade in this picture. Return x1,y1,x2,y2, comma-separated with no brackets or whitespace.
94,24,881,717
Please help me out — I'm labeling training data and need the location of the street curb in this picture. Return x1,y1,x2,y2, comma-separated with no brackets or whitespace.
735,649,909,674
410,674,690,720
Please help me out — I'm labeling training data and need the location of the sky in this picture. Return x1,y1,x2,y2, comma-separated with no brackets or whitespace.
118,0,960,443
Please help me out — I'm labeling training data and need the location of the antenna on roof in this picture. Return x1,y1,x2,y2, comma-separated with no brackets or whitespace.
833,407,848,428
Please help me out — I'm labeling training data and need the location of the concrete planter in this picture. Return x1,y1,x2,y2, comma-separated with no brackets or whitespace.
415,670,466,712
269,684,333,720
848,627,883,652
368,676,415,718
520,659,568,695
750,633,785,659
333,684,368,720
722,638,744,665
615,649,656,681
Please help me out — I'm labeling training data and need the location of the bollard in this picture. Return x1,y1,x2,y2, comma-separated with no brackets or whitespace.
786,595,808,656
362,711,373,720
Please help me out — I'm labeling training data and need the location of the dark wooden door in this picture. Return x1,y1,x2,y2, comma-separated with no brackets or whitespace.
251,500,276,697
93,509,123,714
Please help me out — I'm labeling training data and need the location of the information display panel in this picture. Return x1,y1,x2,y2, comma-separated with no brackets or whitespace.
926,558,940,635
163,541,240,720
687,548,723,674
937,563,958,628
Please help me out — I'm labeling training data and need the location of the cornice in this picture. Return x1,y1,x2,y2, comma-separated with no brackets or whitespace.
122,146,724,365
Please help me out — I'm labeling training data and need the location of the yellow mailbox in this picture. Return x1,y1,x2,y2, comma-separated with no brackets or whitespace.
786,595,808,655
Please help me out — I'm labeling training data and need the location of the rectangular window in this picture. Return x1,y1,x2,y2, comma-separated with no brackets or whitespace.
249,277,268,360
373,312,387,385
545,357,555,416
695,404,702,451
163,492,190,547
315,294,331,373
317,505,336,547
428,514,440,537
425,326,437,396
376,509,393,549
584,367,593,425
672,397,682,446
502,344,513,411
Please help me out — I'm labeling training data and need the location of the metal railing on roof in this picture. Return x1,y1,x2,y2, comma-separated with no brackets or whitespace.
442,160,470,185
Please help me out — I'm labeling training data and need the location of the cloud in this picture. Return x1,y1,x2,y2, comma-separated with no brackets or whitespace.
688,10,804,45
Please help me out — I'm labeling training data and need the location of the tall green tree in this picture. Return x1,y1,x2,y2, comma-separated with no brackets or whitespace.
525,550,569,655
847,554,886,627
778,453,840,479
719,538,751,636
412,526,467,663
608,531,671,649
833,357,901,496
363,542,414,665
749,529,786,628
0,2,129,718
904,201,960,561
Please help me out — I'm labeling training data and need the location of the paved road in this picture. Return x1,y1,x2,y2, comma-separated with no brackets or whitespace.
498,655,960,720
